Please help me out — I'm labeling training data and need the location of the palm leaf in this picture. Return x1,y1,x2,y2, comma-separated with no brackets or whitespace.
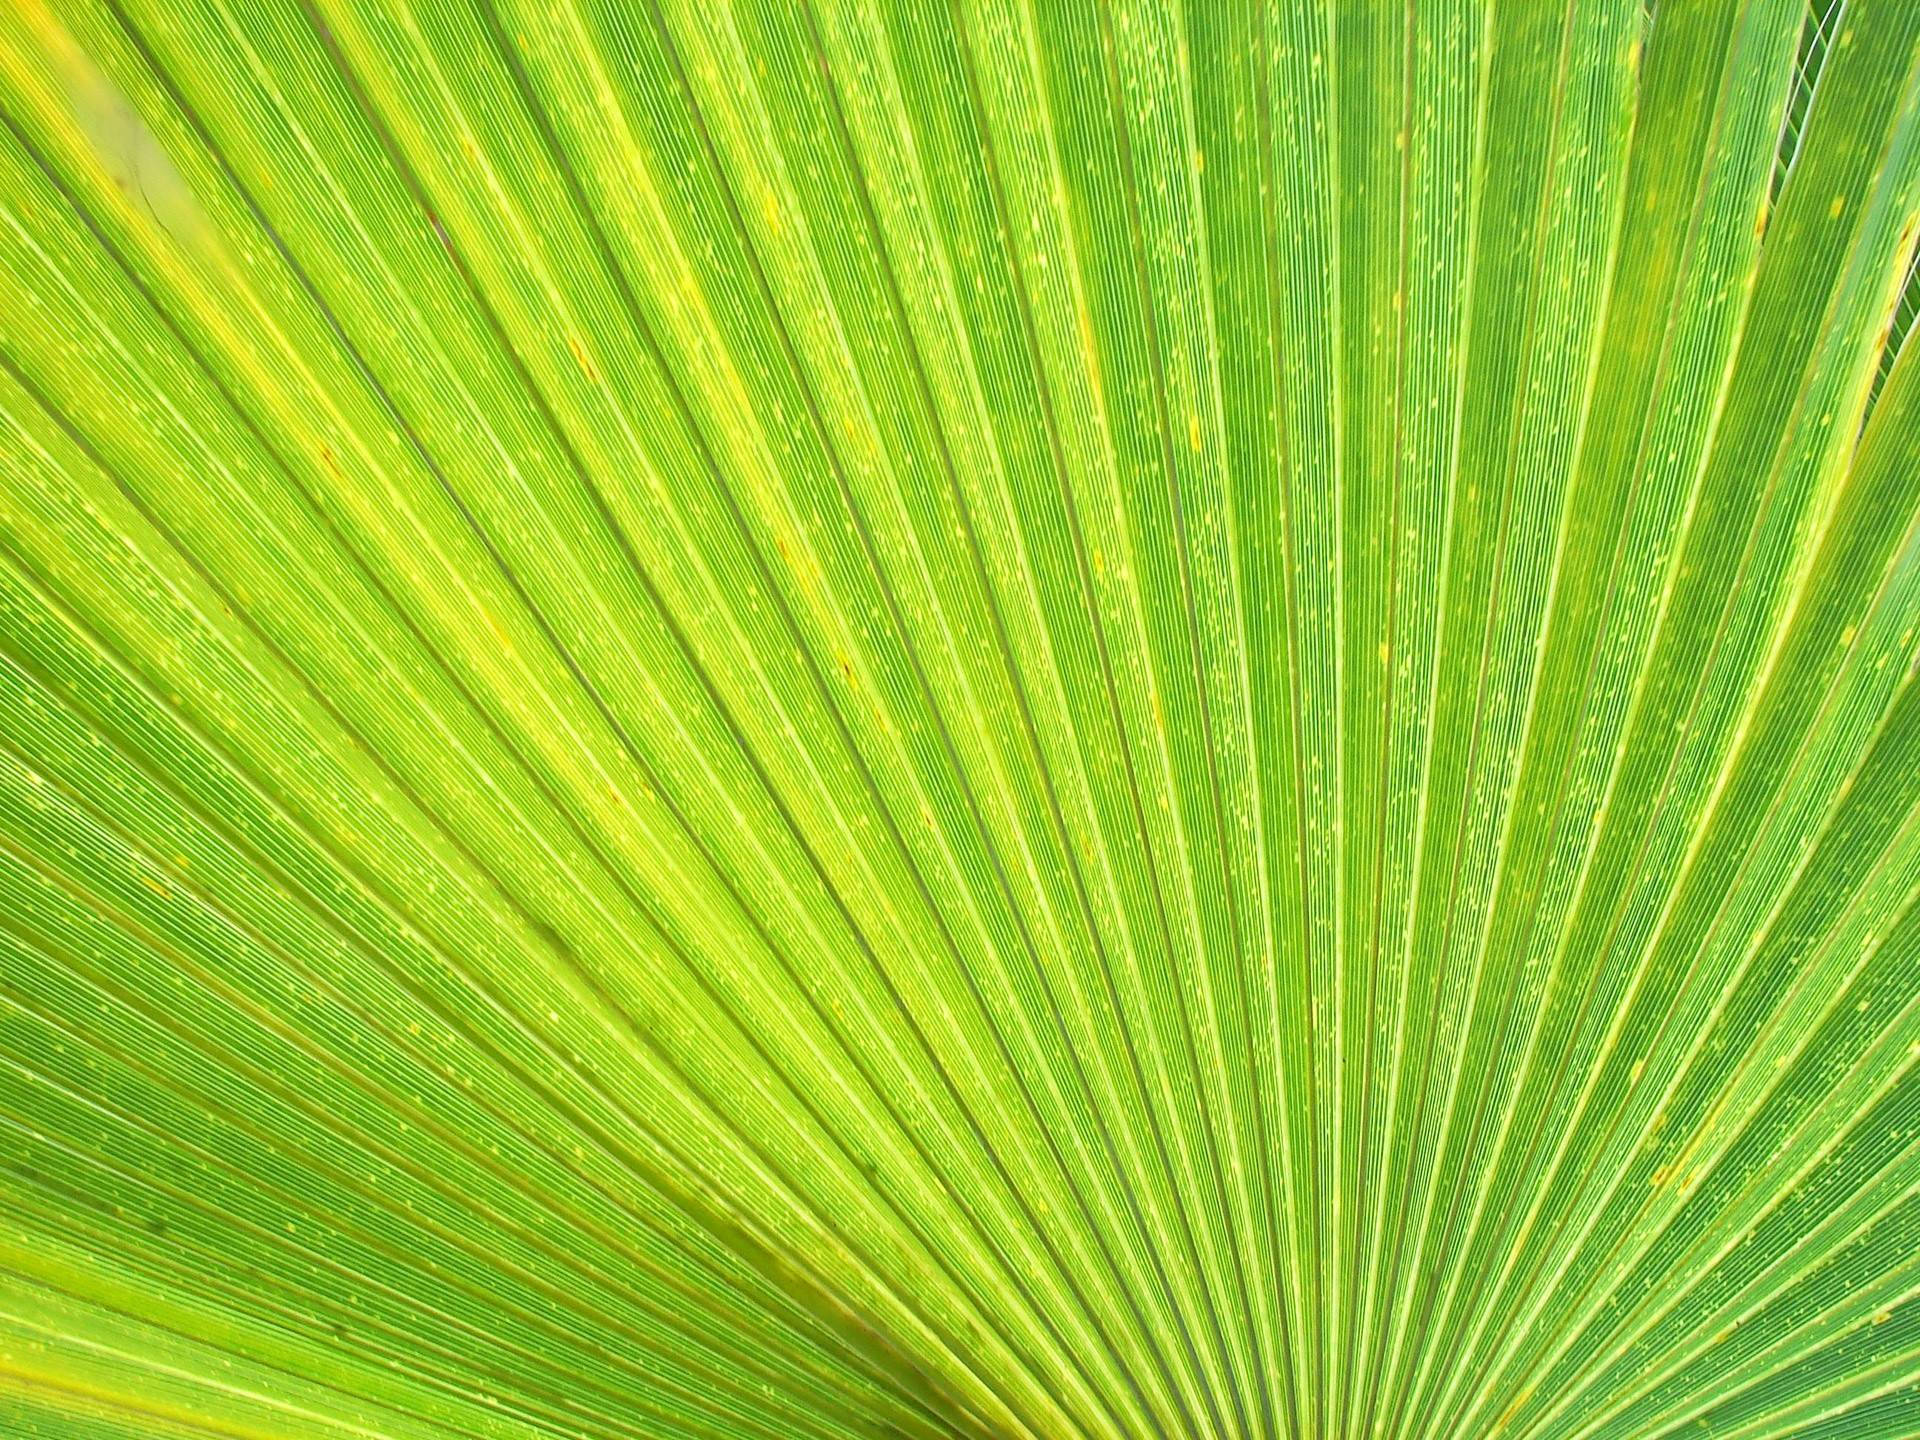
1,0,1916,1437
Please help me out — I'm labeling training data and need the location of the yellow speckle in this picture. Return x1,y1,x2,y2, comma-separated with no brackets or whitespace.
1831,195,1846,219
1188,412,1202,451
567,333,601,383
1841,624,1857,645
1494,1385,1536,1429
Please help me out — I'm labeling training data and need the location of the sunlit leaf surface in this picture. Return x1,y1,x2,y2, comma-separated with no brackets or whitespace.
2,1,1918,1436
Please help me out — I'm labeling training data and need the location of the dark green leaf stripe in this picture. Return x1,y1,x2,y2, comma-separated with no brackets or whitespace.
1,1,1917,1437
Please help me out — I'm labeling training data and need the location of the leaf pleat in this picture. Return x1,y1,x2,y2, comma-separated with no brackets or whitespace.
2,2,1917,1438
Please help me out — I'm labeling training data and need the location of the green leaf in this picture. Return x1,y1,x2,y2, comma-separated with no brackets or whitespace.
1,1,1916,1437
